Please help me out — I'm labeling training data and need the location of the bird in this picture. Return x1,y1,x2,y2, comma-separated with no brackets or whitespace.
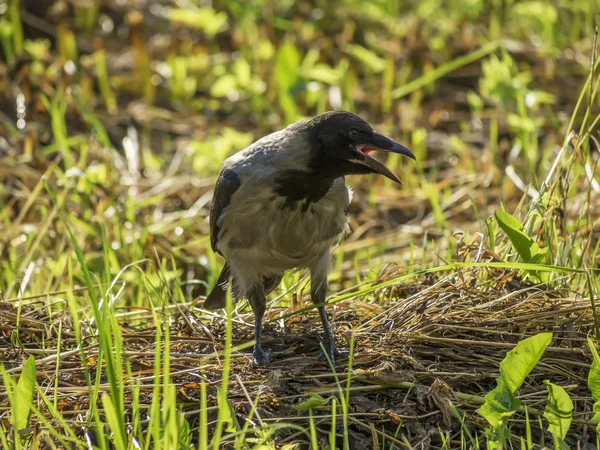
203,110,415,366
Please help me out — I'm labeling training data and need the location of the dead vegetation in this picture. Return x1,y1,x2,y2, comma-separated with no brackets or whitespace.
1,255,598,447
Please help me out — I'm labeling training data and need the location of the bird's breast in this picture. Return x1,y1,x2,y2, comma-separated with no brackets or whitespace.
217,177,351,273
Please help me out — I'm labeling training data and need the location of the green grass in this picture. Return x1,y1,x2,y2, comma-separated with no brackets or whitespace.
0,0,600,448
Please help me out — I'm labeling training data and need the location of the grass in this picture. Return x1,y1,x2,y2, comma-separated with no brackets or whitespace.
1,0,600,448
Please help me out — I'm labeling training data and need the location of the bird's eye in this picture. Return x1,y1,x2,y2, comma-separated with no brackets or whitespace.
347,129,359,140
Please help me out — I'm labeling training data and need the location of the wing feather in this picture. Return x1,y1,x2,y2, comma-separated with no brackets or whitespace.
209,168,241,254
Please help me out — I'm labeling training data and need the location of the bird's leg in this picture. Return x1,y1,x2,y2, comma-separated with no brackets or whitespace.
248,285,272,366
311,276,347,365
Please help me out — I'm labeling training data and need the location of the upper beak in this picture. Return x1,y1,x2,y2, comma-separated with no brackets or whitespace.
354,132,416,184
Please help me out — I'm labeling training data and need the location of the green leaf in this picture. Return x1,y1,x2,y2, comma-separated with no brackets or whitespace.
544,381,573,440
14,356,36,432
478,383,520,429
478,333,552,429
494,210,546,263
587,338,600,428
293,392,328,411
501,332,552,392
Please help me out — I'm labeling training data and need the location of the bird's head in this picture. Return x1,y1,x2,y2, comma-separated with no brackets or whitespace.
306,110,415,183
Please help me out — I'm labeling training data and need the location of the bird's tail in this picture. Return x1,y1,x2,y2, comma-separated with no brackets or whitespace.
203,264,231,310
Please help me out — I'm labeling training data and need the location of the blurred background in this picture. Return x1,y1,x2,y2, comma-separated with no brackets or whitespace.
1,0,598,299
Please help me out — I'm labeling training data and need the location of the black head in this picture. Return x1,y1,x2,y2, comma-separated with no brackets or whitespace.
305,110,415,183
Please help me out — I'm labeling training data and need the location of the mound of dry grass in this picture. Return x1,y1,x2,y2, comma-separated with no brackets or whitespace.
1,254,596,448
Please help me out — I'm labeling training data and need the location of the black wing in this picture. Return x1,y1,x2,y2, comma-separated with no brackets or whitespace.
209,168,241,254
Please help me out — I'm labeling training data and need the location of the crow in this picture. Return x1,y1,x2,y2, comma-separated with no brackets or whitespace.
204,110,415,366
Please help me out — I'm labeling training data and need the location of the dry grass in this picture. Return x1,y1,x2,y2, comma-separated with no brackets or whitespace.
1,258,597,447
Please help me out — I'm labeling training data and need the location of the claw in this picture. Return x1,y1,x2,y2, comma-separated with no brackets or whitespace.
317,342,348,366
252,346,273,367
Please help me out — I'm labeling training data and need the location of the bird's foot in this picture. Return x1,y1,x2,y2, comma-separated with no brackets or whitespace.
251,346,273,367
317,343,349,366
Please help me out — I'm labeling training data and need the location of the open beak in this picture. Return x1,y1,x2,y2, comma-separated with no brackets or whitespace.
354,132,416,183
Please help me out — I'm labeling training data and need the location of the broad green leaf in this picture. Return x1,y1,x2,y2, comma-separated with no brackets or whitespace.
478,383,520,429
14,356,36,432
494,210,546,263
587,338,600,428
501,332,552,392
495,210,523,233
478,333,552,428
293,392,328,411
544,381,573,440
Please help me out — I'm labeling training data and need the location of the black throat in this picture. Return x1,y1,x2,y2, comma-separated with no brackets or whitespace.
273,151,356,210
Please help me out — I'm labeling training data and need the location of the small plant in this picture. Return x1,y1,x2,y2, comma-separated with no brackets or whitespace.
587,338,600,432
478,333,552,448
543,380,573,449
0,356,37,447
494,210,547,265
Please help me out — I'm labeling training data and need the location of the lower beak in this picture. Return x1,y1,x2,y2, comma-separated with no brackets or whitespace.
355,132,415,184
